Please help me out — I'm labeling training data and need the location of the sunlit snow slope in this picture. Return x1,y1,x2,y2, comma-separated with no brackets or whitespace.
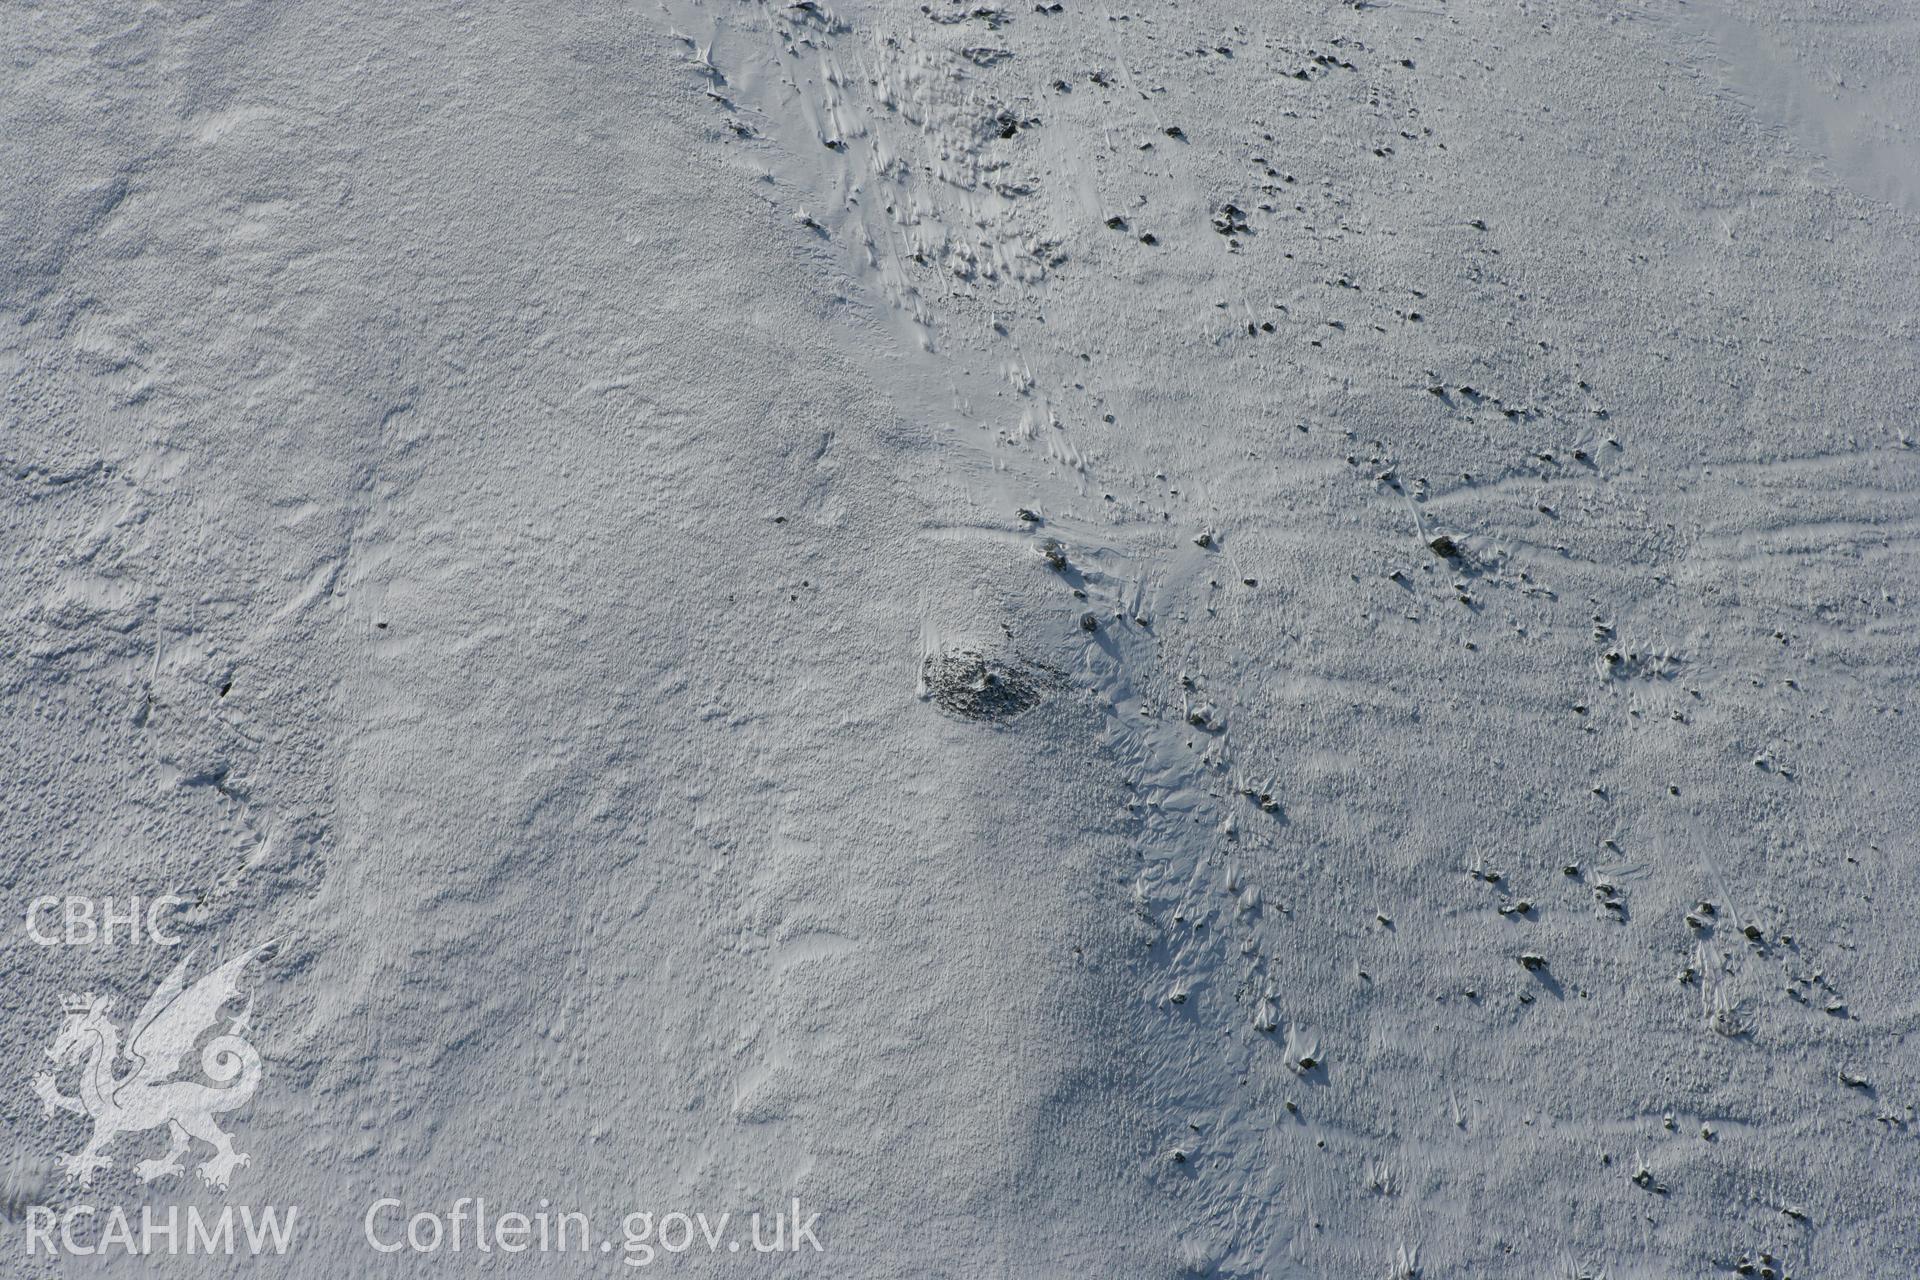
4,0,1918,1276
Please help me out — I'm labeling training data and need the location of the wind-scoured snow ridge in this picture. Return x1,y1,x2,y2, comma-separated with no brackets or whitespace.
5,0,1918,1275
662,0,1920,1274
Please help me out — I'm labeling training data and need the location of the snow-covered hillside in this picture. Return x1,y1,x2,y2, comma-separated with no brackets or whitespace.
4,0,1917,1276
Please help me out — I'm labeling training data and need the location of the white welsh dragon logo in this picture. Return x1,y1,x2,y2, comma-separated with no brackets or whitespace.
31,943,274,1191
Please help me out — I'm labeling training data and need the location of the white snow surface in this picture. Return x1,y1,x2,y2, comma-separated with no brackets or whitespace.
3,0,1919,1275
